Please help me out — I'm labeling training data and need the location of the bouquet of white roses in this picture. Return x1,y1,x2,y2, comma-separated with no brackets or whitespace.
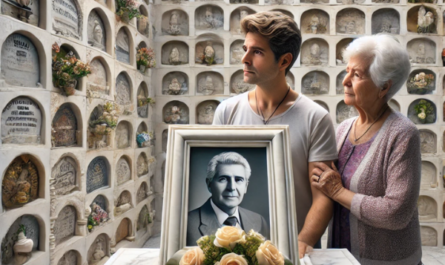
177,226,292,265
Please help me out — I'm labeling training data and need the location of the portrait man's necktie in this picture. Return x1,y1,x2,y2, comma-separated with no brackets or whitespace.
223,216,238,226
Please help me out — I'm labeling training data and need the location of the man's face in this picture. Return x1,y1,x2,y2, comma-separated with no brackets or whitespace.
242,32,280,86
207,164,249,214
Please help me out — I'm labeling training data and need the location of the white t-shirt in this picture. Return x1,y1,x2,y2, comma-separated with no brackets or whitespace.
213,92,338,232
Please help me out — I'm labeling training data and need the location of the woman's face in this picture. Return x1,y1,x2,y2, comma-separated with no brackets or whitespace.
342,56,381,110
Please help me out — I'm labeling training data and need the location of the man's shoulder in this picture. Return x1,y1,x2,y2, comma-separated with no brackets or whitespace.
217,93,248,111
239,206,264,220
292,94,329,117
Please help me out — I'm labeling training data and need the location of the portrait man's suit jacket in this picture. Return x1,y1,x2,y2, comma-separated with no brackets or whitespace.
186,199,270,246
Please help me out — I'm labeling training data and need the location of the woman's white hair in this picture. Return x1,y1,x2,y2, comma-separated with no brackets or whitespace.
206,152,251,182
342,34,410,101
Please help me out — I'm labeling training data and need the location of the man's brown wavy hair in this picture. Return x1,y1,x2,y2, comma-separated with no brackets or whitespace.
241,11,302,75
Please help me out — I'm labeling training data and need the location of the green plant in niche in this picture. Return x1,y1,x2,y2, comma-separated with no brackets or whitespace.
414,99,434,122
115,0,141,23
17,225,26,236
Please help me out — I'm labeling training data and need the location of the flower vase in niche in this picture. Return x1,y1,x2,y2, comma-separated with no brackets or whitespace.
169,47,180,65
13,226,33,265
88,202,109,232
136,47,156,73
168,11,181,35
417,6,435,34
115,0,141,23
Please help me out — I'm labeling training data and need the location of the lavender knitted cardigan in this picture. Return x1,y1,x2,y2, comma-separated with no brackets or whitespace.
330,110,422,265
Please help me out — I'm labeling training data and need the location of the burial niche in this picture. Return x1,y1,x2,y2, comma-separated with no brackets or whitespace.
300,39,329,66
51,156,78,196
230,0,258,3
421,161,436,189
115,190,132,216
194,5,224,31
195,39,224,66
301,10,329,35
87,58,109,97
57,250,80,265
336,39,353,65
336,101,358,123
421,226,437,246
54,205,77,244
407,38,436,64
1,34,40,87
87,104,118,150
230,7,255,34
407,6,437,34
314,100,329,112
1,215,39,264
2,155,39,209
301,0,328,3
2,97,42,144
162,41,189,65
388,99,400,112
230,40,245,65
137,6,149,37
230,70,255,94
408,99,436,124
87,10,106,51
87,234,109,264
196,72,224,95
52,104,79,147
336,71,347,95
116,28,131,64
136,122,149,148
115,121,131,149
52,0,81,39
88,195,109,232
137,83,149,118
1,0,39,26
115,73,132,110
419,129,437,154
86,157,109,193
197,100,219,125
137,205,150,232
162,72,188,95
163,101,189,124
137,153,149,177
301,71,329,95
116,156,131,185
161,9,189,36
336,9,365,35
407,69,435,94
115,218,131,244
371,9,400,35
418,196,437,221
137,182,148,204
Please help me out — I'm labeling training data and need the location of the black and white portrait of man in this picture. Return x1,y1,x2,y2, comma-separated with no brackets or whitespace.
186,148,270,246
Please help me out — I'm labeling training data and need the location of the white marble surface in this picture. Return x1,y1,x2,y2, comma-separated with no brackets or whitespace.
301,249,360,265
421,247,445,265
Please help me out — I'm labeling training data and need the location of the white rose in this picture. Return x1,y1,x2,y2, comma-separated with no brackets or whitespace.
256,241,285,265
179,247,205,265
418,112,426,120
213,226,246,250
214,253,248,265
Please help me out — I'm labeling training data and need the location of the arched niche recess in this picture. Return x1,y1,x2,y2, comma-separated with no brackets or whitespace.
407,69,435,95
51,103,81,147
336,100,358,124
300,38,329,66
162,72,189,95
421,226,437,246
87,57,109,97
1,215,41,264
1,96,43,145
230,40,245,65
195,37,224,66
137,82,149,118
86,156,109,193
115,190,132,216
1,0,40,26
336,70,347,95
336,38,353,65
421,161,436,189
371,9,400,35
407,38,436,65
161,41,189,65
163,101,189,124
419,129,437,154
51,156,79,196
137,182,149,204
301,71,329,95
336,8,365,35
116,218,132,244
388,99,400,112
196,72,224,95
230,70,254,94
301,10,329,35
418,195,437,221
116,27,131,65
137,205,150,232
115,72,132,109
194,5,224,31
88,194,110,232
161,9,189,36
87,9,107,52
196,100,220,125
115,121,132,149
52,0,82,39
116,156,131,186
137,152,149,177
407,6,437,34
87,234,110,264
2,155,41,209
54,205,77,244
407,99,436,124
314,100,329,112
137,5,149,37
58,44,82,91
57,250,81,265
1,34,40,87
230,7,255,34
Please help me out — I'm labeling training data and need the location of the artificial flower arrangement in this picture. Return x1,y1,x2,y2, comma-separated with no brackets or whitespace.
52,43,91,96
414,99,434,123
136,131,153,147
138,97,155,107
115,0,141,23
176,226,292,265
136,47,156,73
407,72,435,94
89,102,120,136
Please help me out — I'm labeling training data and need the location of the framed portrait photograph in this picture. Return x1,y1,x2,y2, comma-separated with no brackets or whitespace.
160,125,298,265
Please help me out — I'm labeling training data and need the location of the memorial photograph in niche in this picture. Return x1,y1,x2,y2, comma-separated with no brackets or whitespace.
86,157,109,193
116,28,130,64
1,34,40,87
186,147,269,246
87,10,106,51
54,205,77,244
52,104,79,147
52,0,81,39
2,97,42,144
51,156,78,196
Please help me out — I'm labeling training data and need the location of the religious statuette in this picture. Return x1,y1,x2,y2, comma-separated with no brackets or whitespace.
169,47,180,65
417,6,435,34
13,227,33,265
168,11,181,35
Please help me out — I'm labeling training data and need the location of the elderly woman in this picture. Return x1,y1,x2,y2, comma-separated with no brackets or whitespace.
311,35,422,264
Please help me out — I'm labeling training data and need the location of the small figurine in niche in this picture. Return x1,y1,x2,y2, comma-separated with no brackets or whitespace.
309,43,321,65
417,6,435,34
307,14,327,34
168,78,182,95
204,41,215,65
169,47,180,65
168,11,181,35
200,75,215,95
310,15,319,34
91,20,105,49
164,106,183,124
198,104,216,124
13,225,33,265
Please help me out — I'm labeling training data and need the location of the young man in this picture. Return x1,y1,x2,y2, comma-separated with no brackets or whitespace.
212,11,338,258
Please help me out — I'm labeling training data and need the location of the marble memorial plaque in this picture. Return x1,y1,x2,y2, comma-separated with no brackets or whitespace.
161,9,188,36
407,39,436,65
137,205,149,231
116,29,130,64
57,250,78,265
302,71,329,95
230,40,245,65
116,73,131,106
336,71,347,95
161,41,189,65
86,157,108,193
116,157,131,185
115,122,131,149
421,161,436,189
301,39,329,66
52,156,77,196
52,104,78,147
419,130,436,154
52,0,80,39
87,10,106,51
2,97,42,144
2,155,39,209
372,9,400,35
1,34,40,87
197,101,219,125
54,205,77,244
336,9,365,35
196,72,224,95
163,101,189,124
162,72,188,95
87,59,109,96
301,10,329,35
115,218,130,243
421,226,437,246
137,183,148,204
137,153,148,177
230,70,254,94
194,5,223,31
418,196,437,220
1,0,39,26
336,101,358,123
